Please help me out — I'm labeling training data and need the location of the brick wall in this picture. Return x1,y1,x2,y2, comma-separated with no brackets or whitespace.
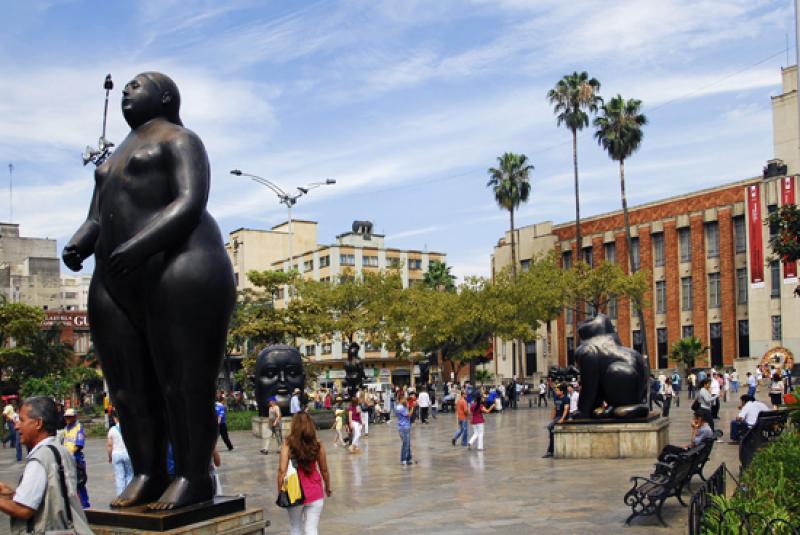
718,208,737,364
690,215,708,364
664,221,681,349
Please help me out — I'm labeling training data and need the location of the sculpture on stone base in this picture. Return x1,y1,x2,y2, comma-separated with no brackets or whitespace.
255,345,306,417
343,342,366,399
418,357,431,386
575,314,650,419
62,72,235,510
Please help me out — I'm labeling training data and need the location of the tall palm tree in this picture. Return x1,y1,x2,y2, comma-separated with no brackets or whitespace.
594,95,648,357
487,152,533,380
547,71,602,256
423,260,456,292
487,152,533,279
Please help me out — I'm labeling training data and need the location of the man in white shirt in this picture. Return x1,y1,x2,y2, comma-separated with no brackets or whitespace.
709,373,721,419
290,389,302,415
567,385,580,419
730,369,739,394
417,389,431,424
746,372,757,397
730,394,769,442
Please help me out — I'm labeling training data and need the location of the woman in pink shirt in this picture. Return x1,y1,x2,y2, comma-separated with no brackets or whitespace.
468,392,493,451
278,412,331,535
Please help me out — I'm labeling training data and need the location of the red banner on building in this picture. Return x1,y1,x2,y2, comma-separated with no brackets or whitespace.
747,184,764,287
781,176,797,280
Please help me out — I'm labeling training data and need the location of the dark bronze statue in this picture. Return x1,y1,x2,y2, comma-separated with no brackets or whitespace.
63,72,235,510
343,342,365,399
418,357,431,386
575,314,650,419
547,365,581,383
255,345,306,417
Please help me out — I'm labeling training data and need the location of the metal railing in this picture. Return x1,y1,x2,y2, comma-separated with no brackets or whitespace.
688,462,727,535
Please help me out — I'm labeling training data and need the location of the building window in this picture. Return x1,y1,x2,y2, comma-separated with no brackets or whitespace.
770,261,781,297
305,344,316,357
632,330,643,355
562,251,572,270
681,277,692,311
708,272,721,308
565,307,573,325
653,233,664,267
583,247,593,267
738,320,749,358
734,216,746,253
655,280,666,314
682,325,694,339
771,315,782,341
604,242,616,264
566,336,575,365
319,255,330,268
607,297,617,320
631,238,640,272
340,254,355,266
363,255,379,267
303,260,313,272
520,259,531,272
632,299,640,316
387,257,402,269
408,258,422,270
657,328,668,369
584,300,595,317
705,222,719,258
679,228,691,263
525,340,538,374
322,343,332,355
736,268,747,304
768,205,778,238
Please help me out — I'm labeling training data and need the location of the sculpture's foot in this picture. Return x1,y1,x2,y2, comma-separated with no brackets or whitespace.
593,406,614,418
110,474,169,508
612,404,650,419
147,476,214,511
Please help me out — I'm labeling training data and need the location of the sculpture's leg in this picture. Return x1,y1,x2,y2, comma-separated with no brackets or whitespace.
89,278,170,507
146,253,235,510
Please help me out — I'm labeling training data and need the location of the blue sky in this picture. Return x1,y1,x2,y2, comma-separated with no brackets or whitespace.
0,0,794,279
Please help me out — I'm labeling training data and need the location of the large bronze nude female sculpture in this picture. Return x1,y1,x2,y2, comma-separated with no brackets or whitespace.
63,72,235,510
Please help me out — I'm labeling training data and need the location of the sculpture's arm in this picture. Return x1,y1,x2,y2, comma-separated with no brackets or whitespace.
62,186,100,271
576,346,600,416
108,131,208,276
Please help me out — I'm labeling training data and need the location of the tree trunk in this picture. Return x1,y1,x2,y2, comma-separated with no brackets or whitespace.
573,128,583,344
509,208,524,380
619,159,650,360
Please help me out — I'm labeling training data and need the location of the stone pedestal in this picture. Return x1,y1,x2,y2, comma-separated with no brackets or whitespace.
554,417,670,459
90,507,267,535
251,416,269,438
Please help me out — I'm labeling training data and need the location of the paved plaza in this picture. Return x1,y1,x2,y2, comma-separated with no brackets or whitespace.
0,395,746,534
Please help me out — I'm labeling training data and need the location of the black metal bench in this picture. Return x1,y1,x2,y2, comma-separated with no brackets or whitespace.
739,409,788,468
624,448,700,527
685,429,722,483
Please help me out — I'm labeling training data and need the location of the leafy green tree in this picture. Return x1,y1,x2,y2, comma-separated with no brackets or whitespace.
547,71,602,255
423,260,456,292
668,336,708,370
474,368,494,385
487,152,533,279
594,94,648,356
561,260,649,314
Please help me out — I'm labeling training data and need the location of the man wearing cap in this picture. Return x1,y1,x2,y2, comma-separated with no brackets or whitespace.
61,408,90,508
290,389,302,415
260,398,282,455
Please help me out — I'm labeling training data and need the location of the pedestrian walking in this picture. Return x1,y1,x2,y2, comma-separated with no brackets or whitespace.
395,392,413,465
730,369,739,394
662,378,674,417
567,385,579,419
695,378,715,430
277,412,331,535
537,380,548,407
688,372,697,400
451,390,470,447
215,397,234,451
468,392,493,451
261,398,283,455
670,370,681,408
417,389,430,424
2,403,22,462
710,373,721,420
107,412,133,496
347,398,363,453
61,408,90,509
769,373,784,409
0,397,92,534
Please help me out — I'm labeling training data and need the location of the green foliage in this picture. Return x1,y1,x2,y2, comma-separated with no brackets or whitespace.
561,260,649,312
226,410,258,431
486,153,533,213
423,260,456,292
20,367,101,400
668,336,708,369
767,204,800,264
593,95,647,163
474,368,494,385
702,433,800,533
784,387,800,427
547,71,603,133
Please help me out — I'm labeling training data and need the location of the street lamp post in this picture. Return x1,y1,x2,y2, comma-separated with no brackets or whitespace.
230,170,336,272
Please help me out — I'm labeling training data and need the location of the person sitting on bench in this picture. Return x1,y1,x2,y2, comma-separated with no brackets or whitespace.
658,411,715,461
729,394,768,443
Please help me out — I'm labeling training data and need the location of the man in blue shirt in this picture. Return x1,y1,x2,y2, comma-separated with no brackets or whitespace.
543,384,569,458
395,393,414,465
215,397,233,451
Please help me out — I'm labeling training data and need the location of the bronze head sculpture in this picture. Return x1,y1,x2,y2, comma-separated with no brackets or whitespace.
255,345,306,417
63,72,236,510
575,314,650,419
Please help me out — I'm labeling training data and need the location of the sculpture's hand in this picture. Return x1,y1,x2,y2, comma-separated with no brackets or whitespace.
62,245,84,272
109,242,144,277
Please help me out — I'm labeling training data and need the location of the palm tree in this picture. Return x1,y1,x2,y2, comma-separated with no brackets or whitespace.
423,260,456,292
594,95,648,356
547,71,602,256
487,152,533,380
487,152,533,279
668,336,708,371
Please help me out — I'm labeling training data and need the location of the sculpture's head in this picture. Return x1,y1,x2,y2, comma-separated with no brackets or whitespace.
255,345,305,416
577,313,615,340
122,72,183,129
347,342,360,360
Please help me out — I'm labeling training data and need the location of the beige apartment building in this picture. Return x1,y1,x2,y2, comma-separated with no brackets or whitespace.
489,65,800,383
0,223,61,309
226,220,447,387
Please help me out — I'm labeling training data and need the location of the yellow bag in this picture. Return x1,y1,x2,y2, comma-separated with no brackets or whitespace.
276,459,305,508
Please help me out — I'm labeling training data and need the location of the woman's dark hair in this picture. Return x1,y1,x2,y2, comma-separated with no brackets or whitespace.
23,396,58,435
473,392,483,406
287,412,320,472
